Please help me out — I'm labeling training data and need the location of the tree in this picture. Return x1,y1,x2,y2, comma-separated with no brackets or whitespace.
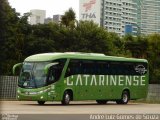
56,20,115,54
0,0,21,75
108,32,131,57
53,20,116,54
24,23,58,55
123,35,148,58
75,21,114,54
135,36,148,58
61,8,76,28
147,34,160,83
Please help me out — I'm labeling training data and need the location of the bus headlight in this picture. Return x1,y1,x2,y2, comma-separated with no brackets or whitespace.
29,92,37,95
40,96,44,99
39,91,44,94
51,85,55,89
37,87,51,94
17,90,21,93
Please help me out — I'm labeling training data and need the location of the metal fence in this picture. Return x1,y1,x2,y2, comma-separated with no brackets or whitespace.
147,84,160,101
0,76,18,99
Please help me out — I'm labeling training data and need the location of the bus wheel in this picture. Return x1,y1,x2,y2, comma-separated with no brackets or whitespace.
37,101,45,105
61,91,71,105
116,91,129,104
96,100,107,104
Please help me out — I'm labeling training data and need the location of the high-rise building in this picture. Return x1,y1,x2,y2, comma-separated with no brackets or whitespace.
53,15,62,23
79,0,101,26
80,0,141,36
44,17,53,24
30,9,46,25
141,0,160,35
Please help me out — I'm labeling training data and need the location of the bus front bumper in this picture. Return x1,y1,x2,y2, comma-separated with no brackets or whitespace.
17,91,48,101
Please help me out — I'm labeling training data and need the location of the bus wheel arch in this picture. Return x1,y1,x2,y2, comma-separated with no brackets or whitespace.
116,89,130,104
96,100,107,104
123,89,130,99
61,89,73,105
37,101,45,105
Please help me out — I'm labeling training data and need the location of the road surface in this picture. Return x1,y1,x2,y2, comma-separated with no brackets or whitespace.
0,101,160,114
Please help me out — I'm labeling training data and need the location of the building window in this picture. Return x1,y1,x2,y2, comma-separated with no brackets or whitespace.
36,16,40,24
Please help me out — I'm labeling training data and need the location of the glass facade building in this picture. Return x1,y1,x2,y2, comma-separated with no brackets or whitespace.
80,0,160,36
141,0,160,35
101,0,140,36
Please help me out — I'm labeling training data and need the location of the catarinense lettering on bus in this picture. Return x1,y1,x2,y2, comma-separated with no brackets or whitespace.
67,75,146,86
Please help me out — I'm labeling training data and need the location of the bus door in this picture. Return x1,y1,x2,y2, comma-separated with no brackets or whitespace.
47,59,67,100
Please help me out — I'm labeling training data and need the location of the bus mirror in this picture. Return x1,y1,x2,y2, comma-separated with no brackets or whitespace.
13,63,22,75
44,62,59,75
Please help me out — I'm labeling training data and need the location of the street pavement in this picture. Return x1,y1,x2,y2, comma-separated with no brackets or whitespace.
1,101,160,114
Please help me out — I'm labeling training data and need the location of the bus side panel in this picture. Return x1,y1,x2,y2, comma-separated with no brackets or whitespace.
130,74,148,100
59,74,148,101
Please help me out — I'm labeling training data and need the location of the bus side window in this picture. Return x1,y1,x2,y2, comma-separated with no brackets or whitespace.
81,60,95,75
99,61,108,75
65,59,81,77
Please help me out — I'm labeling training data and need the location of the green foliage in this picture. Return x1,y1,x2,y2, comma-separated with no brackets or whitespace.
108,32,131,57
146,34,160,83
61,8,76,28
123,35,148,58
0,0,21,74
73,21,114,54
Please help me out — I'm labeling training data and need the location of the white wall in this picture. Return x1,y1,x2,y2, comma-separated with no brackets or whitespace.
30,9,46,25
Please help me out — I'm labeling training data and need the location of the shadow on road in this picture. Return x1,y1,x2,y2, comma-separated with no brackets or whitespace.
21,102,142,106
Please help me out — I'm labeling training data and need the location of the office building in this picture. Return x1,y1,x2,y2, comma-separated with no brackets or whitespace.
80,0,141,36
53,15,62,23
45,17,53,24
141,0,160,35
30,9,46,25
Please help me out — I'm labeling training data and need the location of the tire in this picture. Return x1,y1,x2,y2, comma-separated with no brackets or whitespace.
37,101,45,105
116,91,129,104
96,100,107,104
61,91,71,105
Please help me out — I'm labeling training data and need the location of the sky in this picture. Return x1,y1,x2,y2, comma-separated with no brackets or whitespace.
8,0,79,19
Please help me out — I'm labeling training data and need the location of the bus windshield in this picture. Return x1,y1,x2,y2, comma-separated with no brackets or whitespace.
19,62,50,88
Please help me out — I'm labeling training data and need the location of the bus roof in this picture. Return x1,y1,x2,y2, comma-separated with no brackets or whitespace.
24,52,148,63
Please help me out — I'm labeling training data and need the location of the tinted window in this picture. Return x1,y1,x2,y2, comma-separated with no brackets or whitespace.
65,59,148,77
47,59,66,84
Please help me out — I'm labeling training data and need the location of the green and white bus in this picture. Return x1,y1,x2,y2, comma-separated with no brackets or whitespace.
13,52,148,105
